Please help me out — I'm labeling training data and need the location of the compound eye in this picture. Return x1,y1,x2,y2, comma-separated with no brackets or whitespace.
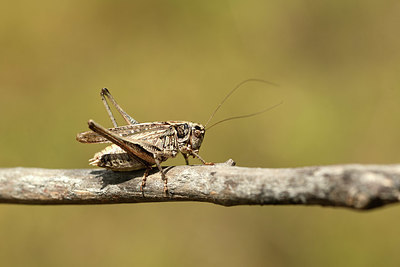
194,129,202,138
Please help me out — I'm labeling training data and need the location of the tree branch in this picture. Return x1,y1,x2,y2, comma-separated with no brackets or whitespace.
1,160,400,210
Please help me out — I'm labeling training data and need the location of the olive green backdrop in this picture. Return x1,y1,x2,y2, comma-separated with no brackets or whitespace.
1,1,400,266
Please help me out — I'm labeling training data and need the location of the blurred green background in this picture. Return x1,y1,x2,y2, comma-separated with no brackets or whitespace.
1,1,400,266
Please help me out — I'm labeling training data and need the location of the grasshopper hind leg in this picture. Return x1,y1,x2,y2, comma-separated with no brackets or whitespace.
100,88,139,126
153,156,168,196
140,167,152,195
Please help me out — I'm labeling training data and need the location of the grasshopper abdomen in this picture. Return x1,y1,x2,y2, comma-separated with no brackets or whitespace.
89,144,153,171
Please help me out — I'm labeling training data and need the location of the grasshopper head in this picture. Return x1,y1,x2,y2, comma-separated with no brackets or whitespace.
189,123,205,150
175,122,205,152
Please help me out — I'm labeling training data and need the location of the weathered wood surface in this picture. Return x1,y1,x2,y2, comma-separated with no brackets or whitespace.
1,160,400,210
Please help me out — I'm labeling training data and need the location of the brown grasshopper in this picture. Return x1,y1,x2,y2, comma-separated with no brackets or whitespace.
76,80,279,195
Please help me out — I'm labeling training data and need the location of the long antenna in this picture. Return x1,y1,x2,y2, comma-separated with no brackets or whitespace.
204,79,278,128
206,101,282,130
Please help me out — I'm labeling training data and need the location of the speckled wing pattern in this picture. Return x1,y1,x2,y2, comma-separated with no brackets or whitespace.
78,122,179,157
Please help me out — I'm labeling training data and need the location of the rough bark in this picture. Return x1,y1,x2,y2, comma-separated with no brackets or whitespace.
1,160,400,210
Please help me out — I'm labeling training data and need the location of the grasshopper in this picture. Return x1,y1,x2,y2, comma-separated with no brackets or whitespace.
76,80,279,195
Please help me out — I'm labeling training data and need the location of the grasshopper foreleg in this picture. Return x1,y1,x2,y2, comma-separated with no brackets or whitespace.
191,150,214,165
182,153,190,165
181,147,214,166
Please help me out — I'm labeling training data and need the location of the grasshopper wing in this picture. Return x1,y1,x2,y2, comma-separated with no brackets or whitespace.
85,120,179,163
76,122,174,144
